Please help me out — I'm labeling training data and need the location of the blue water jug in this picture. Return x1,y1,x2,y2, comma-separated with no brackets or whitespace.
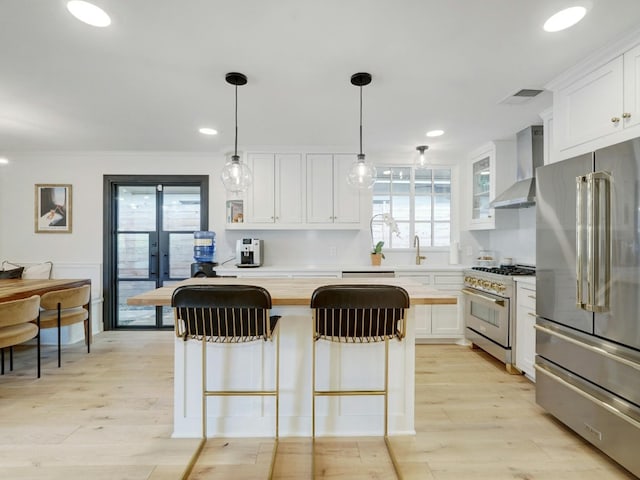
193,231,216,263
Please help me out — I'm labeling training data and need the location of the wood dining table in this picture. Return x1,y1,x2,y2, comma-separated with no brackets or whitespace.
0,278,91,302
128,276,457,439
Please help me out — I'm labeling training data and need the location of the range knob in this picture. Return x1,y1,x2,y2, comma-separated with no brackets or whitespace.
482,280,492,288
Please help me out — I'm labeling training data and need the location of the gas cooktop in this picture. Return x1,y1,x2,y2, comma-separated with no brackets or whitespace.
471,265,535,276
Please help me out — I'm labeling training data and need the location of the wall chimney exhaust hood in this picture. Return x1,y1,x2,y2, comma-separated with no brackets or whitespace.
490,125,544,209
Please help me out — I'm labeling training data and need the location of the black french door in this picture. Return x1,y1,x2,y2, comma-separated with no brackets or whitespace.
103,175,208,329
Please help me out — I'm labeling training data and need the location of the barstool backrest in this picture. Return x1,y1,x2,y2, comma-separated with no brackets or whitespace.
310,284,410,343
172,285,274,342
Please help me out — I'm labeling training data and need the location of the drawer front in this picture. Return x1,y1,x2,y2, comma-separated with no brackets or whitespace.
517,284,536,310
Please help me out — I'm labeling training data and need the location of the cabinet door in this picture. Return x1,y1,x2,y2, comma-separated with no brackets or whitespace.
413,305,432,338
333,154,360,223
275,154,304,223
247,153,275,223
306,154,334,223
556,56,624,151
468,147,495,230
431,300,463,336
623,44,640,130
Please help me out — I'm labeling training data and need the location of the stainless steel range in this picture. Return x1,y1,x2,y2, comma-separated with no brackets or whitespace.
463,265,535,372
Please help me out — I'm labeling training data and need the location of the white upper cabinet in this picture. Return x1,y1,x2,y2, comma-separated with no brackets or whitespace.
245,153,304,224
465,141,515,230
555,56,624,152
468,145,495,230
550,39,640,159
306,154,360,224
623,43,640,130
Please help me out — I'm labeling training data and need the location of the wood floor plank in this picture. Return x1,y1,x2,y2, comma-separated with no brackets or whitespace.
1,333,636,479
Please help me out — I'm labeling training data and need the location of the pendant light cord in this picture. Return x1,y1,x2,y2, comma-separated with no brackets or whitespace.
359,86,363,156
234,85,238,157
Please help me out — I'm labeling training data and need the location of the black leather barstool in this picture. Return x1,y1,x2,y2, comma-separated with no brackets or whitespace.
310,284,410,479
172,284,281,480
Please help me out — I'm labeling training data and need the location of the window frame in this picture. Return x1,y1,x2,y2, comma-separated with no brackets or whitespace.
371,165,453,251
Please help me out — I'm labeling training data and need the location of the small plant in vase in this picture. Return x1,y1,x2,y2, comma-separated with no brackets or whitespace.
371,241,385,266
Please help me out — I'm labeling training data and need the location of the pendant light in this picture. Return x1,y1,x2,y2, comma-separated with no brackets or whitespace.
220,72,252,194
416,145,429,168
346,72,376,189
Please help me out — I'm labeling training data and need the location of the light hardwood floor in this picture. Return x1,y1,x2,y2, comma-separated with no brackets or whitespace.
0,332,636,479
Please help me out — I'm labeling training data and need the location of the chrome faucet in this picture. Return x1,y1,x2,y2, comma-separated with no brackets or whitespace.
414,235,426,265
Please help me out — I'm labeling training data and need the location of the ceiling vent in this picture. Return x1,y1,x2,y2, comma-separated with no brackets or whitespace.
499,88,544,105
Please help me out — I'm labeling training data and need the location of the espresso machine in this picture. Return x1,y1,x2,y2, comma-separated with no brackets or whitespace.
235,238,263,267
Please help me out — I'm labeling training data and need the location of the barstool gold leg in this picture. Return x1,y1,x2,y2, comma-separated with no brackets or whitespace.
384,337,403,480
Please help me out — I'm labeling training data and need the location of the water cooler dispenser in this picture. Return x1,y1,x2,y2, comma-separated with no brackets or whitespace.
190,231,218,278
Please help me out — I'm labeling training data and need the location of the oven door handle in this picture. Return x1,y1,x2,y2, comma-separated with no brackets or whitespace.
461,288,505,307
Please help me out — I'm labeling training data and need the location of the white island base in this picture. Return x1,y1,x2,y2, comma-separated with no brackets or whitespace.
172,305,416,438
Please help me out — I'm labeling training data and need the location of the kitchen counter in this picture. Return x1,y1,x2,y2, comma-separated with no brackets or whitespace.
215,264,468,275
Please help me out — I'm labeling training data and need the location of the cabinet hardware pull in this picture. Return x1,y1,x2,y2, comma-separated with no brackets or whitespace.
527,312,536,317
622,112,632,119
611,117,620,123
528,295,536,300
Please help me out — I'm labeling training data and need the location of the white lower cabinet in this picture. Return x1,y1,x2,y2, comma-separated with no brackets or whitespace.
397,272,463,342
515,279,536,381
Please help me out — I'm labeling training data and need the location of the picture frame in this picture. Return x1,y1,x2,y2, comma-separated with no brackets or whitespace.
35,184,72,233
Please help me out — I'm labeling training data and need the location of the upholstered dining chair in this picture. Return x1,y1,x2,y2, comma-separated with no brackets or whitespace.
171,284,281,480
310,284,410,479
39,285,91,368
0,295,41,378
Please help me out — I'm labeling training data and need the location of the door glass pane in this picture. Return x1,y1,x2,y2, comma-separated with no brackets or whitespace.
118,281,156,326
118,233,149,278
117,186,156,231
163,186,201,231
162,280,181,327
169,233,193,278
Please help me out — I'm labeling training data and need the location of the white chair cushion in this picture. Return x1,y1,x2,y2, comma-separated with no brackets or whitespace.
2,261,53,279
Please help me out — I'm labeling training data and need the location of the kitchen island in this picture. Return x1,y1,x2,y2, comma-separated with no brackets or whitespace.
128,277,456,438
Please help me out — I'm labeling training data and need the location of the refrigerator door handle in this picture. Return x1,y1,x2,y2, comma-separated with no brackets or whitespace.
576,175,586,309
585,171,611,313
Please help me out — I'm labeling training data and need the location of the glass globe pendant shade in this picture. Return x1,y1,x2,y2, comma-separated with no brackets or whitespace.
221,155,252,194
415,145,429,169
347,153,376,189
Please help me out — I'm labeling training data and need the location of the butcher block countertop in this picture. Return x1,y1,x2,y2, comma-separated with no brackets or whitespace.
127,277,457,307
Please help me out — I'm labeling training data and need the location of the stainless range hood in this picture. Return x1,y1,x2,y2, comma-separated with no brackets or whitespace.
490,125,544,209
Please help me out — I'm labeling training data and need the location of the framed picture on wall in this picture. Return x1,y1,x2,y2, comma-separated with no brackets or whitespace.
35,184,72,233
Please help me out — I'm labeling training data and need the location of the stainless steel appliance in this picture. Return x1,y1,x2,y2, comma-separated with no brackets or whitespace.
463,265,535,372
536,139,640,477
491,125,544,209
235,238,263,267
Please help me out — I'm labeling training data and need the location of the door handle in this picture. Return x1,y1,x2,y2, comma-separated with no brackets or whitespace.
461,288,505,306
576,175,586,309
586,171,611,313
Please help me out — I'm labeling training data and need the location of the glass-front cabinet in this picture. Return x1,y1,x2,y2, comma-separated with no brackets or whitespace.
468,145,496,229
472,155,491,222
466,140,517,230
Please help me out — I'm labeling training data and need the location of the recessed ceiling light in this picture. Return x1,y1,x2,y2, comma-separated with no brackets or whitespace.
543,6,587,32
0,158,9,165
426,129,444,137
66,1,111,27
199,127,218,135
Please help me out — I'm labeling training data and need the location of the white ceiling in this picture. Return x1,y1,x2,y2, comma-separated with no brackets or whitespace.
2,0,640,161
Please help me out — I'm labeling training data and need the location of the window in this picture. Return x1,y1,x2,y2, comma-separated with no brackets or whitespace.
372,167,451,248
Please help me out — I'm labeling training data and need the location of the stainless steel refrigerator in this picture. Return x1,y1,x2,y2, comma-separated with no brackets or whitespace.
536,138,640,477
